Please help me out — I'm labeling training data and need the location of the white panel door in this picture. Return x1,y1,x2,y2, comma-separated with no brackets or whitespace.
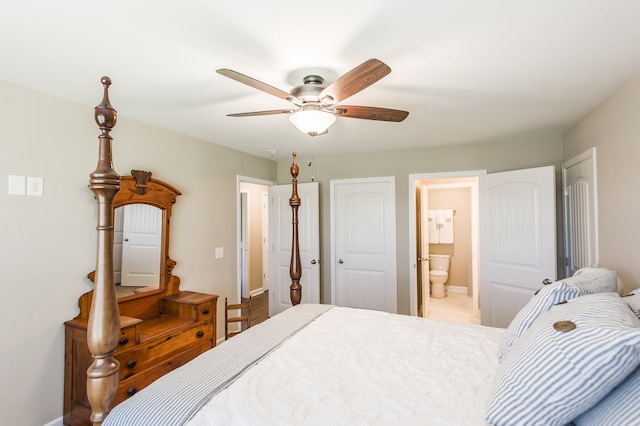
269,182,320,316
120,204,162,287
331,177,397,313
113,206,124,284
480,166,556,328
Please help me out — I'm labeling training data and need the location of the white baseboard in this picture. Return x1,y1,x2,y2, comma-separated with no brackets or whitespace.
43,416,63,426
445,285,469,294
249,287,266,297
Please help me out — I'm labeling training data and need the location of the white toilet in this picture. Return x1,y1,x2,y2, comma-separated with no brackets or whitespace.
429,254,451,298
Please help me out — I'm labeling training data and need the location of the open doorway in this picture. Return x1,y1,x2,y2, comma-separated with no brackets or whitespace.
409,171,484,322
237,177,274,305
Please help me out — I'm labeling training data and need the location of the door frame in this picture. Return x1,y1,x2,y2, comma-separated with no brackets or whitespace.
408,171,486,317
237,175,276,303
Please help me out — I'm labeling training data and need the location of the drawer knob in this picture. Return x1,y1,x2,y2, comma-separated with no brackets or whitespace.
126,360,137,369
119,337,129,346
127,387,138,397
196,330,205,338
202,307,210,315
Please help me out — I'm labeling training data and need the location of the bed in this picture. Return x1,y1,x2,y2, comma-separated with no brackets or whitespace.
86,78,640,425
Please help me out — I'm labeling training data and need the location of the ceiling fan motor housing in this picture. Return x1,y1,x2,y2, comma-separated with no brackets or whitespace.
290,75,330,103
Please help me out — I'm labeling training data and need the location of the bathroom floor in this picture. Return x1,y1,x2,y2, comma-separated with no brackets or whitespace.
427,290,481,325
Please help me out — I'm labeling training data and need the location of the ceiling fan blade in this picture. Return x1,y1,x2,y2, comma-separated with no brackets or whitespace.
227,109,294,117
320,58,391,103
217,69,299,103
335,105,409,122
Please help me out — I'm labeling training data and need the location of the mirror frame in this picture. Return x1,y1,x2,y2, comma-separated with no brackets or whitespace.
78,170,182,320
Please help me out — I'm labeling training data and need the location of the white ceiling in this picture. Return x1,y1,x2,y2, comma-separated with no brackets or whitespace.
2,0,640,160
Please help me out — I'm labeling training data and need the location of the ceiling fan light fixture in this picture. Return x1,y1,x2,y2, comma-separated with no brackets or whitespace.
289,106,336,136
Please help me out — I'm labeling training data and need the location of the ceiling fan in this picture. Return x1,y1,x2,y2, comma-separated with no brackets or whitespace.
216,58,409,136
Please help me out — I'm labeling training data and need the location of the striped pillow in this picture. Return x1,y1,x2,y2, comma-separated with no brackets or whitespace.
624,290,640,319
574,366,640,426
496,281,581,362
486,293,640,426
565,268,619,295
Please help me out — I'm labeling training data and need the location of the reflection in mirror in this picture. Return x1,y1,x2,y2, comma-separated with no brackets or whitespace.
85,170,182,304
114,204,163,298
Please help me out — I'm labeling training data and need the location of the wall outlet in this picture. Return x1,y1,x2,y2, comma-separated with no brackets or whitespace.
27,176,44,196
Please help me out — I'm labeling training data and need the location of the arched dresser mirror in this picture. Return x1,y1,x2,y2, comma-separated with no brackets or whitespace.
77,170,183,318
64,167,219,426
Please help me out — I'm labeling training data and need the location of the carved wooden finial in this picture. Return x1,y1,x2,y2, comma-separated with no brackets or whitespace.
94,76,117,136
290,152,299,179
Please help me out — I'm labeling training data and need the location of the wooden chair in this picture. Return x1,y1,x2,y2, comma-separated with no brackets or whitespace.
225,296,251,340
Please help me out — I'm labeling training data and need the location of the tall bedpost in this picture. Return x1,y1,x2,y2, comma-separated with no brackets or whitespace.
86,76,121,425
289,152,302,305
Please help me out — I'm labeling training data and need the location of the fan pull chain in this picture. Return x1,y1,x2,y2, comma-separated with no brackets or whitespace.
308,139,315,182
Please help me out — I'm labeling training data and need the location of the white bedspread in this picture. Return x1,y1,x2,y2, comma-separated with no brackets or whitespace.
188,306,504,426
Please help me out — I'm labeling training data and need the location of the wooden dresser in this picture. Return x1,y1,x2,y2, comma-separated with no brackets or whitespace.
63,291,218,425
63,171,219,425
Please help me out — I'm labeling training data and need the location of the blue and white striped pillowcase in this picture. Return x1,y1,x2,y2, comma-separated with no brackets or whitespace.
563,268,618,295
496,281,581,362
624,291,640,319
486,293,640,426
573,366,640,426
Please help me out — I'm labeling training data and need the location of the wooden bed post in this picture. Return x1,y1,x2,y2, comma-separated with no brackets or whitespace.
289,152,302,305
86,76,121,425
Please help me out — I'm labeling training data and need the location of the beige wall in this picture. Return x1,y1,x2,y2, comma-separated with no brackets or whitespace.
0,81,276,426
277,136,564,314
563,70,640,294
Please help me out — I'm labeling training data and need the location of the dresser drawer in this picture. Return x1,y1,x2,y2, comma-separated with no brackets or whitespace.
196,300,214,321
116,322,213,381
115,342,211,404
115,326,137,352
162,291,217,322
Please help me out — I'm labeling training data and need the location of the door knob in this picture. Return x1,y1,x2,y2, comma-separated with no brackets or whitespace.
542,278,552,285
124,238,129,241
311,259,317,265
338,259,344,264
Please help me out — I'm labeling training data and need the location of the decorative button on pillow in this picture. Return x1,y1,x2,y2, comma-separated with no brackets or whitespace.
486,292,640,426
496,281,580,362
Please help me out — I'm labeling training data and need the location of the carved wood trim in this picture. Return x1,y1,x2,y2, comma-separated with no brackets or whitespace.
130,169,152,195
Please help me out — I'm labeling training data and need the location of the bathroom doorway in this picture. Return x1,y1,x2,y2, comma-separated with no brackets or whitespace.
409,171,483,321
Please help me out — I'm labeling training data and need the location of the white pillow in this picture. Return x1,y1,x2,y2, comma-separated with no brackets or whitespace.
496,281,580,362
574,366,640,426
486,293,640,426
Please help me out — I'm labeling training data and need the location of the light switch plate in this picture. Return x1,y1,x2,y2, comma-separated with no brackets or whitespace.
8,175,26,195
215,247,224,259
